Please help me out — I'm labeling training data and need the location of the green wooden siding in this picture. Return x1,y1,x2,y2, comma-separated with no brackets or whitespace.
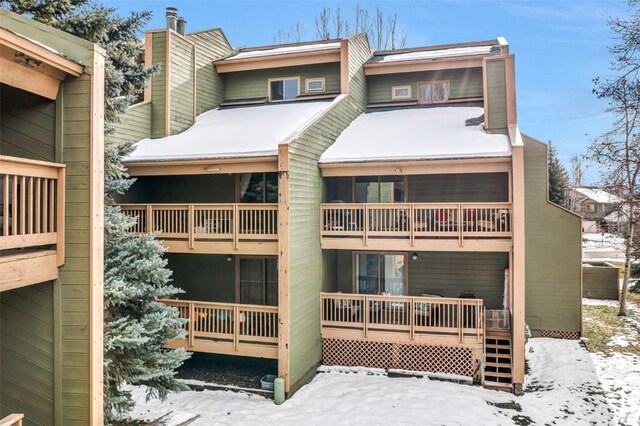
151,32,168,138
286,34,370,394
119,174,236,203
58,73,96,425
583,263,619,300
166,254,236,303
0,282,55,426
170,34,195,134
330,251,507,309
187,30,232,115
367,68,483,103
523,135,581,334
224,62,341,100
486,59,507,130
105,101,151,146
1,10,103,425
408,173,509,202
0,84,56,161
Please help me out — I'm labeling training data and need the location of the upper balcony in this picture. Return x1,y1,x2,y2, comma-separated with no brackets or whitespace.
0,155,65,292
121,203,278,255
320,202,511,251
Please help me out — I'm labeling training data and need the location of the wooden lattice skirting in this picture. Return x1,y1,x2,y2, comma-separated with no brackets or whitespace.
536,330,581,340
322,338,479,378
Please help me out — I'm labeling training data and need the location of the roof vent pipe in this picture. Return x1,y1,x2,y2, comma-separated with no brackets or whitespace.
177,17,186,35
166,7,178,31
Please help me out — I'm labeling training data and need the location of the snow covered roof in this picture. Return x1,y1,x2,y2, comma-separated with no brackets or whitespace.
319,106,511,164
573,188,621,204
373,46,494,64
368,39,503,65
125,101,334,162
223,42,341,61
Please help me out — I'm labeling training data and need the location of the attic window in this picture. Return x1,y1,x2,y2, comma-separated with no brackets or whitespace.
418,80,450,104
391,85,411,100
269,77,299,101
305,78,325,92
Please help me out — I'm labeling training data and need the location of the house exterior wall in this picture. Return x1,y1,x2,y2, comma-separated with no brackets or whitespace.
166,254,236,303
151,31,168,138
523,135,582,335
408,173,509,202
0,84,56,161
0,282,55,425
0,9,105,425
169,33,195,134
485,58,507,131
332,251,508,309
224,62,341,99
105,101,152,146
186,29,232,115
367,67,483,103
283,34,370,394
120,174,236,203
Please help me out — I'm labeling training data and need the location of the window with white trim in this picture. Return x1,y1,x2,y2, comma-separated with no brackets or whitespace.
391,85,411,100
417,80,450,104
305,78,325,92
269,77,299,101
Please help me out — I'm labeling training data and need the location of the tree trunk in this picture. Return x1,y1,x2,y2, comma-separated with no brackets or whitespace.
618,218,635,316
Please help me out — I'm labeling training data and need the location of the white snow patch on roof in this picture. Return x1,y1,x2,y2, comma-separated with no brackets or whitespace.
226,42,341,60
574,187,621,204
12,30,62,55
126,101,334,162
375,45,493,63
320,106,511,163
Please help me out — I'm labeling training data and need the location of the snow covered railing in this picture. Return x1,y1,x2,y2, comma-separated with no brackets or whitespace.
120,203,278,249
320,202,511,246
159,299,278,358
0,156,65,265
320,293,485,345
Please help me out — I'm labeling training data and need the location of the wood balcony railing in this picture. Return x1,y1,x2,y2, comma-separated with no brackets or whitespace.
0,414,24,426
121,203,278,254
0,156,65,263
320,292,485,346
320,202,511,249
160,299,278,359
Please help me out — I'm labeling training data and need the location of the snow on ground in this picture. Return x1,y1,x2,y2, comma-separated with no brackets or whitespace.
127,333,639,425
582,232,626,263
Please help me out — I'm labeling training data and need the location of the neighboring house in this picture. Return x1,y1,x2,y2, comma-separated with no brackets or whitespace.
570,186,621,220
0,9,104,426
114,8,581,396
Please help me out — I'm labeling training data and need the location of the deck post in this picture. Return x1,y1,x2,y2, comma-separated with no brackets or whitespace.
233,304,240,351
363,295,369,338
56,167,65,266
188,302,194,347
363,205,369,247
187,204,194,249
233,203,239,250
146,204,153,233
409,297,415,341
457,300,463,343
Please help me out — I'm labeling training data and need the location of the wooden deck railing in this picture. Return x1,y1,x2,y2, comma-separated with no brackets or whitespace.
160,299,278,358
320,292,484,344
121,203,278,248
320,202,511,245
0,156,65,265
0,414,24,426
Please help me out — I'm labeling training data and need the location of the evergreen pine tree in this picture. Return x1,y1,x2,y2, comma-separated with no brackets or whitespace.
547,142,570,207
3,0,191,420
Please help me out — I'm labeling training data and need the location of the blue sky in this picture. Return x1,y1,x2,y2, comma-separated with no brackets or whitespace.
104,0,631,183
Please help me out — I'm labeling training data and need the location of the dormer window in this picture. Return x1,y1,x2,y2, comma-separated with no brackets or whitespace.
305,78,325,93
269,77,299,101
418,80,450,104
391,85,412,100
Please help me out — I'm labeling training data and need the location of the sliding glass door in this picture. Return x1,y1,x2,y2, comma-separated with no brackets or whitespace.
355,253,406,295
239,257,278,306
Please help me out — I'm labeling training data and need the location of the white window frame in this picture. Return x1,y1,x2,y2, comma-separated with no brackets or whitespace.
305,77,326,93
417,80,450,104
391,85,412,100
268,76,300,102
